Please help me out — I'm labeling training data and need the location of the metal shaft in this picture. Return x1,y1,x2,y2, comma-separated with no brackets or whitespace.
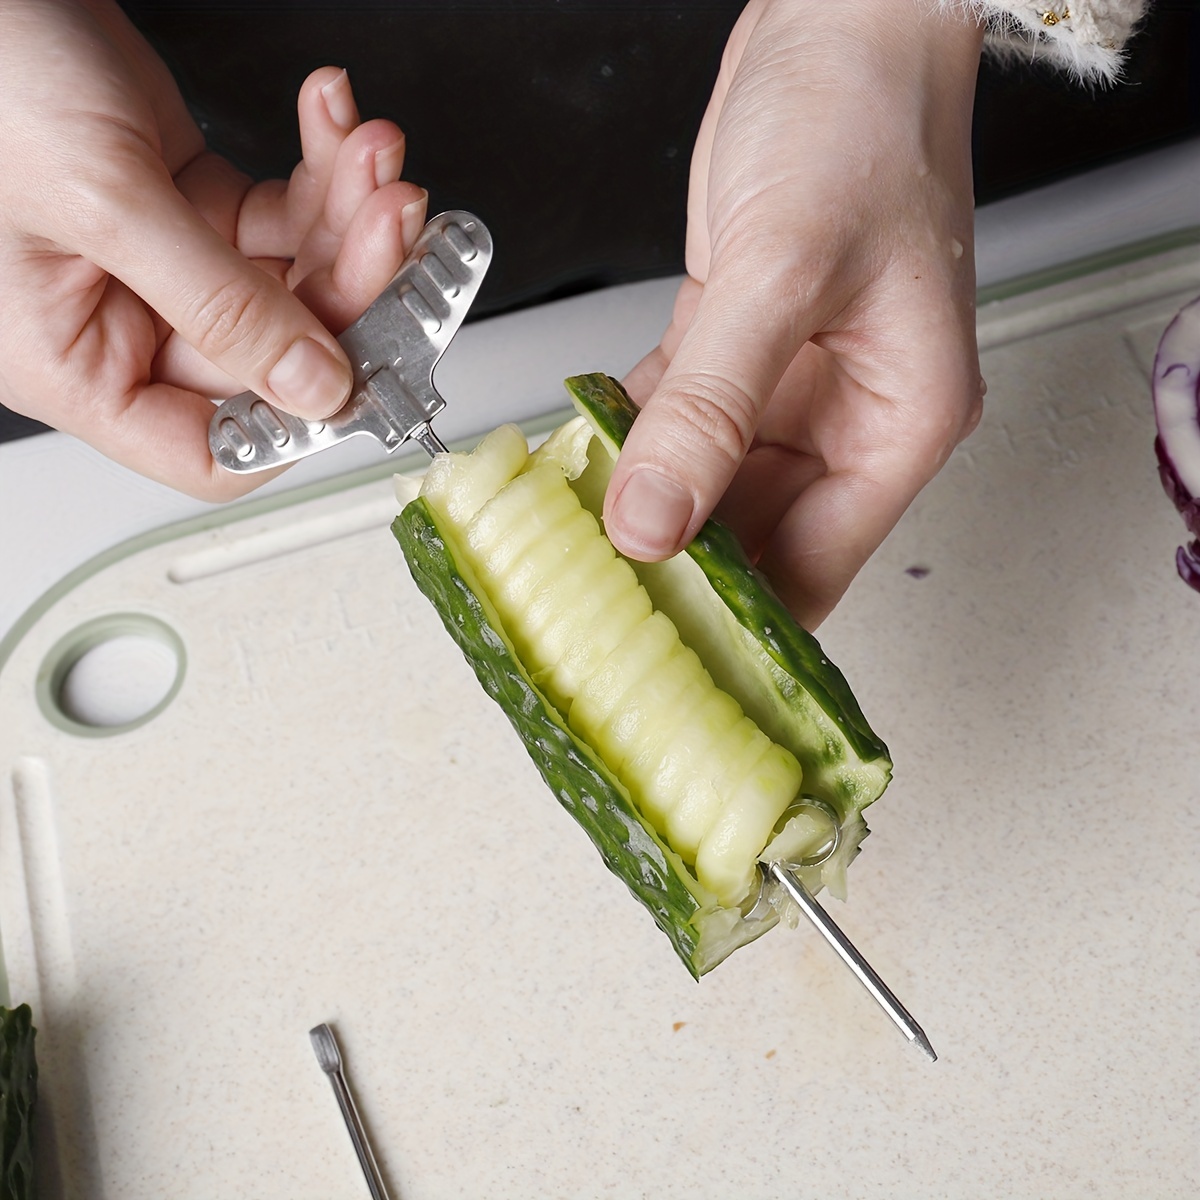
768,862,937,1062
412,422,448,458
310,1024,393,1200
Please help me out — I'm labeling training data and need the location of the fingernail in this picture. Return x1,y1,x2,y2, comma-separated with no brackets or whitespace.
401,189,428,248
266,338,351,418
320,69,356,131
611,468,694,558
374,137,406,188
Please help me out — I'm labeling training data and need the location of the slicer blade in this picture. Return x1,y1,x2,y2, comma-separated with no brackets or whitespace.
209,210,492,472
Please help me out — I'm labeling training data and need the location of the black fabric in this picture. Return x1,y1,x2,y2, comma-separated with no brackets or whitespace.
2,1,1196,443
126,2,743,317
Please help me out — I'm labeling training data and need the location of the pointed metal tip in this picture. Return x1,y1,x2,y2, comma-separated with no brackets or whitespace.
766,861,937,1064
309,1022,342,1074
912,1028,938,1063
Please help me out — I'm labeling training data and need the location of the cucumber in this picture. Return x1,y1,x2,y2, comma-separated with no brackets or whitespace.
564,375,891,831
392,374,891,975
395,500,775,975
0,1005,37,1200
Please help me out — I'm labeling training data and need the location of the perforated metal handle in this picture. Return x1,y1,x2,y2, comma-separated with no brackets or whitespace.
208,211,492,472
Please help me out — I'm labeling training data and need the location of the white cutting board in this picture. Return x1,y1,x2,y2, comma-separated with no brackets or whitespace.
1,241,1198,1199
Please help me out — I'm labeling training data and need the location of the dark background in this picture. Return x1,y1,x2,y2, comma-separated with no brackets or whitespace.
2,0,1196,443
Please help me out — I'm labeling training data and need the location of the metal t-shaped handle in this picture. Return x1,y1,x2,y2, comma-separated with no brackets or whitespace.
209,210,492,472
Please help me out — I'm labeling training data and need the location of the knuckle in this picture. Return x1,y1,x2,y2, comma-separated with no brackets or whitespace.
51,170,126,250
717,202,846,287
49,124,164,244
185,276,275,362
660,372,760,468
890,386,983,476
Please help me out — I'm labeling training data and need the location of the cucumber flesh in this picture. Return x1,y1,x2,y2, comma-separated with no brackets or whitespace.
664,718,764,848
562,374,892,897
466,464,580,577
392,376,893,972
414,427,805,907
393,498,779,976
569,611,680,739
471,468,652,712
639,686,743,834
697,742,807,905
593,642,700,772
421,422,529,524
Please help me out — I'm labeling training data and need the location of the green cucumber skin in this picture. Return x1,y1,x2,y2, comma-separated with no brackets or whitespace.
393,375,891,973
686,519,888,769
564,373,891,810
393,503,718,979
0,1006,37,1200
564,373,636,455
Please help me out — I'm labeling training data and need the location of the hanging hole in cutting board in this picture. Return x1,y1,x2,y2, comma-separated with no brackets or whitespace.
35,614,186,737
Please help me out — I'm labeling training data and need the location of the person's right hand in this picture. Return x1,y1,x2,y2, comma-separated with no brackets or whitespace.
0,0,428,499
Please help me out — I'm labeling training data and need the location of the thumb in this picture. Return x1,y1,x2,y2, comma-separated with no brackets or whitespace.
604,246,819,561
72,150,352,419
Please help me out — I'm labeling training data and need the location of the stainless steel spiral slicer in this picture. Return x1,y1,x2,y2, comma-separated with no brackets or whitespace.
209,211,935,1066
209,210,493,471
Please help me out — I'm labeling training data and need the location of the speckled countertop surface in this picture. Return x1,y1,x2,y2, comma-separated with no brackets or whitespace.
0,148,1198,1198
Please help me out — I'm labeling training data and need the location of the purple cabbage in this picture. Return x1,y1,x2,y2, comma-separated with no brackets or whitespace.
1152,294,1200,593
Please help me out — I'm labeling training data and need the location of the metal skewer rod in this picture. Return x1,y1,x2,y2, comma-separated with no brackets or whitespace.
412,422,448,458
768,861,937,1062
310,1023,394,1200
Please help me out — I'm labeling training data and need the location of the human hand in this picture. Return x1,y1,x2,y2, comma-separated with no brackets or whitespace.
0,0,427,499
605,0,986,628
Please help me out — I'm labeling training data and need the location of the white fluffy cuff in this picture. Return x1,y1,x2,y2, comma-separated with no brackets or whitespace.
936,1,1149,82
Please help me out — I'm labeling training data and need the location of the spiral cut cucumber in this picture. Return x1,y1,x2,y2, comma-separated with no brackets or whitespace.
393,374,891,976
